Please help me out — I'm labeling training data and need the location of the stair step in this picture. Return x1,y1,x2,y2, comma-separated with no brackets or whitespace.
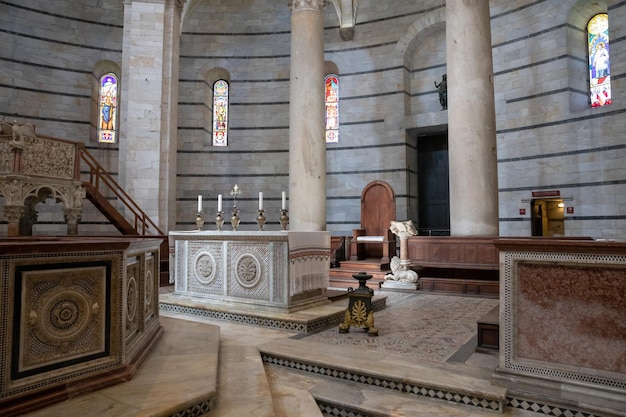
339,260,391,271
419,277,498,298
260,338,506,414
476,305,499,353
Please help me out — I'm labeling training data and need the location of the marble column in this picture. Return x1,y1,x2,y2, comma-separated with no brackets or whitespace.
120,0,168,228
288,0,328,232
160,0,183,232
446,0,499,236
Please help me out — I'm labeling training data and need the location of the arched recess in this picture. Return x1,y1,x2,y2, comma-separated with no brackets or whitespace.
91,60,122,143
202,68,231,146
392,7,445,118
392,7,447,228
563,0,608,112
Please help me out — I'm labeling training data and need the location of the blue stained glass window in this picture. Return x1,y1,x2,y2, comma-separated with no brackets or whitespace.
212,80,229,146
98,74,118,143
325,74,339,143
588,14,611,107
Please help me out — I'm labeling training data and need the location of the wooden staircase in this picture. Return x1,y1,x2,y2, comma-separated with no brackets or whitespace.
329,258,391,289
79,147,170,285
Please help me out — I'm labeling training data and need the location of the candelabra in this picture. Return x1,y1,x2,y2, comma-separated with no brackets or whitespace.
195,212,204,230
215,211,224,231
279,209,289,230
230,184,241,231
256,209,266,231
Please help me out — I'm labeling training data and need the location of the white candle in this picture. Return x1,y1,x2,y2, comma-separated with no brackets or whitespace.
258,192,263,210
281,191,286,210
217,194,222,212
197,195,202,212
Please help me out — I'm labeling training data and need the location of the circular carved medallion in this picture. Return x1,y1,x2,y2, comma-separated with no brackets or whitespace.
234,254,261,289
145,269,153,306
38,288,91,343
127,276,138,321
194,252,216,285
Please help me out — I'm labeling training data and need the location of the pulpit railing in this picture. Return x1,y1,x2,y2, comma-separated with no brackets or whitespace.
78,145,163,236
0,121,163,238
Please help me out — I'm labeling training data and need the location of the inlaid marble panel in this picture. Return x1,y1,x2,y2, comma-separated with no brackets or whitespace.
15,263,109,375
516,262,626,374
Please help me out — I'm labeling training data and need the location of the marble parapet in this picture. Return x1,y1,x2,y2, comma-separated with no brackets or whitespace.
492,238,626,416
0,236,163,417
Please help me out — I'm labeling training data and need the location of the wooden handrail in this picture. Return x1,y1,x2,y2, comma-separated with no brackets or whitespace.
78,144,164,236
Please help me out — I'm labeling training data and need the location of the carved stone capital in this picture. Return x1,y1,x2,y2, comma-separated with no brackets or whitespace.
63,207,83,225
0,178,27,205
3,205,26,223
289,0,329,13
64,207,83,235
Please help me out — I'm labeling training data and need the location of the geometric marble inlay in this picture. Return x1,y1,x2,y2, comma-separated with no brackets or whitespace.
13,261,110,378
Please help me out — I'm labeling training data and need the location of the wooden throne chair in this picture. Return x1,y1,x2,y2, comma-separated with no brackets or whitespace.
350,180,396,268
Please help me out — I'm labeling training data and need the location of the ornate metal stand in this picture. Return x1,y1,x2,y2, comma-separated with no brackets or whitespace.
215,211,224,231
338,272,379,336
279,209,289,230
230,184,241,231
256,209,266,231
195,212,204,230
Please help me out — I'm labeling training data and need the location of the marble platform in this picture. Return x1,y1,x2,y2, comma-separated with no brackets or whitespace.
22,291,613,417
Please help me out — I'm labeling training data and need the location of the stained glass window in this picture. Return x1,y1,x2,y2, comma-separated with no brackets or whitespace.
97,73,118,143
212,80,229,146
325,74,339,143
588,13,611,107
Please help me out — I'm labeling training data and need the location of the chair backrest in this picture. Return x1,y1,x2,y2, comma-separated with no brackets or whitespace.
360,180,396,235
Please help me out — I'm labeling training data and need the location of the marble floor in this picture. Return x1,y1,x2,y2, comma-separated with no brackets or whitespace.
22,289,590,417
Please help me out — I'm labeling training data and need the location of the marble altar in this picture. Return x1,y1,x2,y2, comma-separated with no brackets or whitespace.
169,230,330,312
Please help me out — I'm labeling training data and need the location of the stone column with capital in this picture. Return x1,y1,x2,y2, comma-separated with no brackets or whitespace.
3,205,25,237
288,0,328,232
446,0,499,236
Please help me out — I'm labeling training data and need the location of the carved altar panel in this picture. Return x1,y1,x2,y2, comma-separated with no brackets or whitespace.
170,231,329,310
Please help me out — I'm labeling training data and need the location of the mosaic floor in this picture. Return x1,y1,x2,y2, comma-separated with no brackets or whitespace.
299,291,499,362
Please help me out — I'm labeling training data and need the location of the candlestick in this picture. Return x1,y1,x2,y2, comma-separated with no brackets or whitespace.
217,194,222,212
231,208,240,231
279,209,289,230
215,211,224,231
282,191,286,210
197,195,202,212
196,212,204,230
259,192,263,210
256,209,266,231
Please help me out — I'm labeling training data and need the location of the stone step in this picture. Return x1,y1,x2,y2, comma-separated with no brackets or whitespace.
22,316,220,417
259,338,507,415
476,305,500,353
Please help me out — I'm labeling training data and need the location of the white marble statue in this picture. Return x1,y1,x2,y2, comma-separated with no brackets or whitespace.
382,220,419,288
384,256,418,283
